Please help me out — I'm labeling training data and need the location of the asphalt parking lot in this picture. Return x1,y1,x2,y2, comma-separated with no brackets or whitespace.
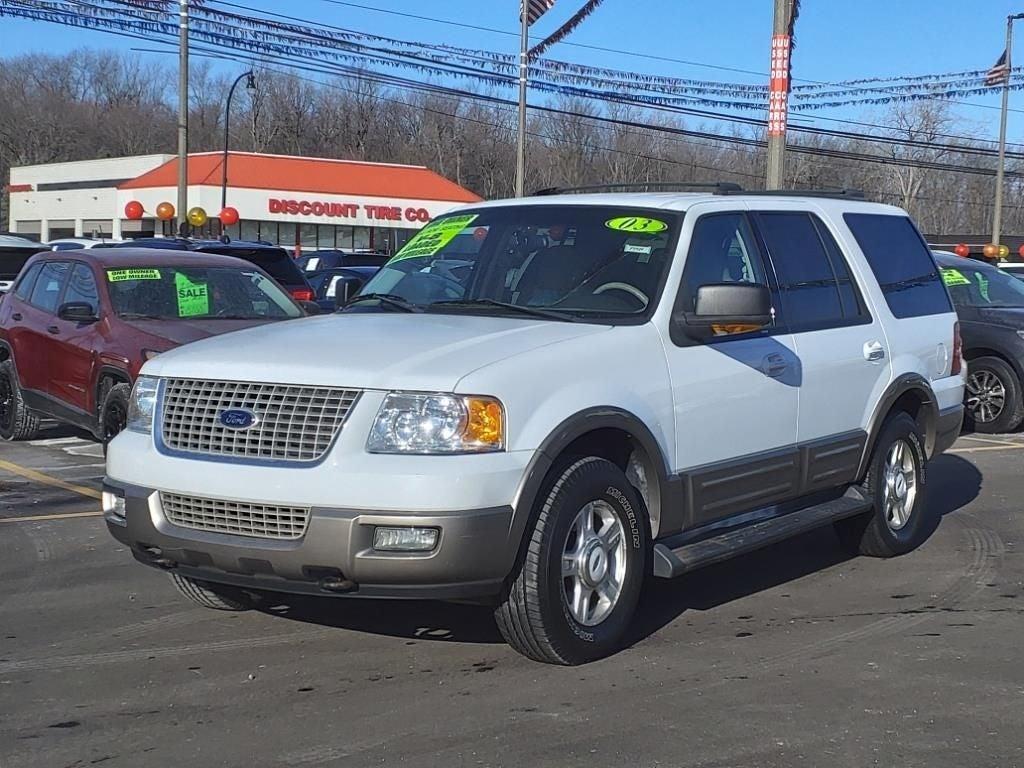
1,429,1022,768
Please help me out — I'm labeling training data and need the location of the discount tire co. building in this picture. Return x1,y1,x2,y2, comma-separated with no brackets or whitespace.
6,152,481,253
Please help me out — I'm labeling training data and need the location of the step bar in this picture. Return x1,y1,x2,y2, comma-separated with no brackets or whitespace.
652,488,872,579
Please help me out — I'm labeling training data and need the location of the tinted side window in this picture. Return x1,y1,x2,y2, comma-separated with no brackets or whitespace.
28,261,70,313
13,263,43,300
844,213,952,318
679,213,769,313
812,216,869,321
756,212,844,330
63,263,99,314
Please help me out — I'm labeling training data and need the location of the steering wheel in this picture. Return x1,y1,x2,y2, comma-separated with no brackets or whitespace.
592,281,649,309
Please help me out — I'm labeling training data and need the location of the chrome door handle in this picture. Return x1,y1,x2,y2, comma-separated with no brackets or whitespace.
864,341,885,362
762,353,788,378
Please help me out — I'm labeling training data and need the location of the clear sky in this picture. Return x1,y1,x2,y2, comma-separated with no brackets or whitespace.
2,0,1023,142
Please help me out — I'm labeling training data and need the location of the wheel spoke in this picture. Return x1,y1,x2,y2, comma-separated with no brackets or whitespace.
599,523,622,550
562,554,577,578
571,579,592,623
597,579,620,607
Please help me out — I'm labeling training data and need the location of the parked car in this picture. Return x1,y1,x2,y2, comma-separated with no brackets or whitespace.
111,238,315,302
49,237,121,251
295,249,390,272
0,235,49,294
104,189,963,665
935,250,1024,433
997,261,1024,282
306,266,380,312
0,248,307,445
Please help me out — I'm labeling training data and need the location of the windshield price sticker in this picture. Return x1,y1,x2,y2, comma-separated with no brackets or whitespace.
390,214,479,262
941,268,970,287
175,273,209,317
606,216,668,234
107,268,161,282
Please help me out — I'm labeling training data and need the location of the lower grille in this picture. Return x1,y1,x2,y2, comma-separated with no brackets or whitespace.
161,492,310,540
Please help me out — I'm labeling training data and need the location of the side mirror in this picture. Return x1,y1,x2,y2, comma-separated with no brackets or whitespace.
58,301,98,323
333,279,359,311
678,283,772,336
298,300,321,316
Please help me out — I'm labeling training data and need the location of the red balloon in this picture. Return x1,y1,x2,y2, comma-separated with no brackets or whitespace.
954,243,970,258
219,206,240,227
155,202,175,221
124,200,144,220
1017,244,1024,259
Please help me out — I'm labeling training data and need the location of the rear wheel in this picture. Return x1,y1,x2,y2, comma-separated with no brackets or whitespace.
495,456,649,665
169,573,257,611
964,356,1023,434
0,359,40,441
835,412,929,557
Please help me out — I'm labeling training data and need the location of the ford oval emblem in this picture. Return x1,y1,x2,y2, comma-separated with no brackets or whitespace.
218,408,258,430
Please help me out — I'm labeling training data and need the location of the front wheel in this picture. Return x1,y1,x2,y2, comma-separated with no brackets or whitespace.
495,456,649,665
964,356,1024,434
100,383,131,454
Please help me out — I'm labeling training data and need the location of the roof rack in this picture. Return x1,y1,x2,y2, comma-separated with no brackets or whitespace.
725,187,865,199
531,182,744,196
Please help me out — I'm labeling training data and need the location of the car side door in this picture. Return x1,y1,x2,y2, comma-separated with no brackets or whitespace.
661,206,800,530
48,261,104,416
16,260,72,401
750,208,892,491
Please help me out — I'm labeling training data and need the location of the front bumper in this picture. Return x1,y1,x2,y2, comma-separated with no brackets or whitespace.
104,480,516,600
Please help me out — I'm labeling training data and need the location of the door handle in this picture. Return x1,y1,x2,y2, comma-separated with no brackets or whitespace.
47,325,60,335
761,353,789,378
864,340,886,362
11,313,21,321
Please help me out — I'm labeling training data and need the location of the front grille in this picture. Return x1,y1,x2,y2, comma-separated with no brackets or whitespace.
161,492,310,539
160,378,360,462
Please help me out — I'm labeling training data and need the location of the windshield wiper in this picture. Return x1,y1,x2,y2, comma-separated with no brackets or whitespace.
429,298,576,322
118,312,165,320
342,293,422,313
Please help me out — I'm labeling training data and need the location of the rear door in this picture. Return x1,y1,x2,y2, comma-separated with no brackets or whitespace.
751,208,891,490
17,260,71,397
48,262,103,414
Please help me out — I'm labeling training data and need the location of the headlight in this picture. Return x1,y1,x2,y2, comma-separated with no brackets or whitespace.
126,375,159,434
367,392,504,454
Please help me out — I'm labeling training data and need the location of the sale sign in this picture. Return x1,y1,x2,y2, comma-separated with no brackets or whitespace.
768,34,791,138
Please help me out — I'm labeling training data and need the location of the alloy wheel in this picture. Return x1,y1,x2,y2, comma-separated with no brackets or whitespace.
561,500,627,627
966,370,1006,424
0,372,13,433
104,400,127,441
883,439,917,532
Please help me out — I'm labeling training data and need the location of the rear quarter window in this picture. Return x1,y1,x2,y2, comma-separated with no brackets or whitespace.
843,213,952,318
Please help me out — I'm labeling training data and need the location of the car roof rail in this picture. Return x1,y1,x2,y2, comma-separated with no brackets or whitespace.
725,187,866,200
531,181,745,196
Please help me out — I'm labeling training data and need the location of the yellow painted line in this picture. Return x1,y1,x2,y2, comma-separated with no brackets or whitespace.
0,509,102,524
0,458,102,500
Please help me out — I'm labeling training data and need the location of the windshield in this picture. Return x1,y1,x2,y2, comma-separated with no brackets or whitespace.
354,206,681,322
941,261,1024,308
105,266,302,320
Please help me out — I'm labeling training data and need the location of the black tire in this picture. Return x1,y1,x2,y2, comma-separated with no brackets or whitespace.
0,359,40,441
835,412,929,558
495,456,649,665
169,573,256,611
100,383,131,454
964,356,1024,434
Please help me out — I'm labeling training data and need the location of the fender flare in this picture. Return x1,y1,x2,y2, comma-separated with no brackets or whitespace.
858,373,938,478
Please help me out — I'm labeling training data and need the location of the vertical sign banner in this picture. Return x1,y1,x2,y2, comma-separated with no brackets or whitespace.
768,34,792,138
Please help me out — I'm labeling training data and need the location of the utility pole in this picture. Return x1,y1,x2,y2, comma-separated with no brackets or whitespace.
177,0,189,236
765,0,793,190
514,5,529,198
993,13,1024,247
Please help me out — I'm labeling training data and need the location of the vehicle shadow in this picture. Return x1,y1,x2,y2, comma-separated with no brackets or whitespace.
36,420,96,442
262,455,982,649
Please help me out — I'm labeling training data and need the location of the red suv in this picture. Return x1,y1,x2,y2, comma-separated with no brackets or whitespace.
0,248,306,444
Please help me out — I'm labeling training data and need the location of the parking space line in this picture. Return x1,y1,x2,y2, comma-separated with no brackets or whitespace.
949,444,1024,454
959,435,1022,447
0,458,102,500
0,509,102,524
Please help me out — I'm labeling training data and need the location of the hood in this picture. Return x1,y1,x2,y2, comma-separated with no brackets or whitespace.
977,307,1024,330
126,317,282,348
143,312,611,390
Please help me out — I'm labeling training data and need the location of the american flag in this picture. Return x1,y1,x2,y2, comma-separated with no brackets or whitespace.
522,0,556,25
986,49,1011,87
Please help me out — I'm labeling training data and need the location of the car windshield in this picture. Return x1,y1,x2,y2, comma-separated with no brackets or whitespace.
941,261,1024,308
104,266,302,320
353,205,681,322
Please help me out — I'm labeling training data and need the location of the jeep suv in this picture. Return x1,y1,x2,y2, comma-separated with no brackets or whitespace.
104,190,964,665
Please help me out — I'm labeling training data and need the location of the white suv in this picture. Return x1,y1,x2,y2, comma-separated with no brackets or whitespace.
104,189,965,665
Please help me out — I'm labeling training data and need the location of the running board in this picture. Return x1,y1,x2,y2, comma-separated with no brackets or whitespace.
652,489,872,578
